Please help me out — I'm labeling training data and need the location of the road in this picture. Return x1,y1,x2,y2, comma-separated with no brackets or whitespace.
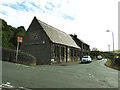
1,59,119,89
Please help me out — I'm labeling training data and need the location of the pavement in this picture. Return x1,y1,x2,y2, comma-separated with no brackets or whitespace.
1,59,119,89
51,60,81,66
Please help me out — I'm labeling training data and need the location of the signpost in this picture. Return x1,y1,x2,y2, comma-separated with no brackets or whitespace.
16,37,23,62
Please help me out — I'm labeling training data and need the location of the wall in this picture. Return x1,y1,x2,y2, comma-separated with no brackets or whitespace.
2,48,36,66
51,44,80,64
69,47,80,61
21,18,51,65
51,44,66,63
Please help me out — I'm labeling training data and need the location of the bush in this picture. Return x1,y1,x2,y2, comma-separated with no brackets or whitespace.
115,57,120,65
105,58,120,70
2,48,36,66
101,52,117,60
90,51,100,59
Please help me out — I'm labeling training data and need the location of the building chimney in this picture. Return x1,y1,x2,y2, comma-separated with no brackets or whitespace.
74,33,77,38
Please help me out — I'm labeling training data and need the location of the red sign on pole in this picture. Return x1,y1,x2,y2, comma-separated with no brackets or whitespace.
17,37,23,43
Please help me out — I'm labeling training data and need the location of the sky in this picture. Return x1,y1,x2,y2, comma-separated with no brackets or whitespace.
0,0,119,51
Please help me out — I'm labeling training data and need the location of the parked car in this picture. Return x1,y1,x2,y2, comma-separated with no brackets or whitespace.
97,55,102,60
81,56,92,63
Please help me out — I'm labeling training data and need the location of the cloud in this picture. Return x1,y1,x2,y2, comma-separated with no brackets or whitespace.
0,0,119,51
47,2,55,8
0,9,7,15
61,13,75,20
0,0,76,29
2,2,28,11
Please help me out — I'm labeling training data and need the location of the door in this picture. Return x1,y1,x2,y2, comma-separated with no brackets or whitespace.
66,46,68,62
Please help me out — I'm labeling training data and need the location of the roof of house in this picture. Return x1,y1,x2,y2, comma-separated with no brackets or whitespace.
35,17,80,49
70,34,89,46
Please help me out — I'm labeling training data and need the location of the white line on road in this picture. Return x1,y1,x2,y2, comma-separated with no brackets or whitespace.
0,82,31,90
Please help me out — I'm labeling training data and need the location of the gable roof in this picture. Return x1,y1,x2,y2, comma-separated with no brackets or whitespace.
70,34,89,46
35,17,80,49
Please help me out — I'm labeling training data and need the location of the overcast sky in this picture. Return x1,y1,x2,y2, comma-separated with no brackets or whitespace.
0,0,119,51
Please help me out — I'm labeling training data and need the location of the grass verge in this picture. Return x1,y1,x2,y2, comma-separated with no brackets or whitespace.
105,58,120,70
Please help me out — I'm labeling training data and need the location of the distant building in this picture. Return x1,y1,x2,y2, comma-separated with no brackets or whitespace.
21,17,82,65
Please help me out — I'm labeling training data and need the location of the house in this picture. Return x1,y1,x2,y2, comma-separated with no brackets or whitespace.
70,34,90,59
20,17,81,65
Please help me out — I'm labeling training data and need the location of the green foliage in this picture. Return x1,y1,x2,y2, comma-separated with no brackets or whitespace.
118,53,120,57
0,30,2,47
105,58,120,70
101,51,118,60
90,51,100,59
2,19,26,48
2,31,8,47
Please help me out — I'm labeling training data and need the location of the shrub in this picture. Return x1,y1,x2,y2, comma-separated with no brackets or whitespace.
2,48,36,66
115,57,120,66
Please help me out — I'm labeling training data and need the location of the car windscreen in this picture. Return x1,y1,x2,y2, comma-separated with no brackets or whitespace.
83,56,88,58
98,56,102,58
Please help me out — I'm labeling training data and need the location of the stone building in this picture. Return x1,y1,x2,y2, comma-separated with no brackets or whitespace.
70,34,90,59
21,17,81,65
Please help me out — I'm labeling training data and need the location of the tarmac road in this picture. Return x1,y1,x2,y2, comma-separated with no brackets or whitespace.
1,59,119,89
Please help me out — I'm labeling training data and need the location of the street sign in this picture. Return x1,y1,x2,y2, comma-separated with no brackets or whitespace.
16,37,23,62
17,37,23,43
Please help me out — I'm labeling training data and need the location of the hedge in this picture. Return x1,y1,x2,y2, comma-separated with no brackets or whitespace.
2,48,36,66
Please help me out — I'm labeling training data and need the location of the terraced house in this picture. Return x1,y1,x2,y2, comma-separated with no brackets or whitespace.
70,34,90,59
21,17,82,65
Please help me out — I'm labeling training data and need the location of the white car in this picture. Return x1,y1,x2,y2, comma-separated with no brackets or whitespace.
81,56,92,63
97,55,102,60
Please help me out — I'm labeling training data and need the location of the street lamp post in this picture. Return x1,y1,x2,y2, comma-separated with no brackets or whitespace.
108,45,110,52
106,30,114,52
106,30,115,63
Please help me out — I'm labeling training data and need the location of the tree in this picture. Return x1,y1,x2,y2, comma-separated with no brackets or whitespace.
90,47,100,59
2,19,26,49
12,26,26,47
92,47,99,51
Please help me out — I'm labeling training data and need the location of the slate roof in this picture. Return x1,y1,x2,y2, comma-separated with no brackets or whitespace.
35,17,80,49
70,34,88,45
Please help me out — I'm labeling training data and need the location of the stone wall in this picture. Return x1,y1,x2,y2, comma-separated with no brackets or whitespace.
21,18,51,65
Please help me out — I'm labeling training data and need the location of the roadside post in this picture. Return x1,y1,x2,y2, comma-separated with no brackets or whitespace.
106,30,115,63
16,37,23,62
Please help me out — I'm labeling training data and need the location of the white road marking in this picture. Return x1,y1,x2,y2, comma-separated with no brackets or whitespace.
6,82,10,85
16,63,29,67
1,83,14,88
19,87,32,90
88,74,93,77
0,82,31,90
